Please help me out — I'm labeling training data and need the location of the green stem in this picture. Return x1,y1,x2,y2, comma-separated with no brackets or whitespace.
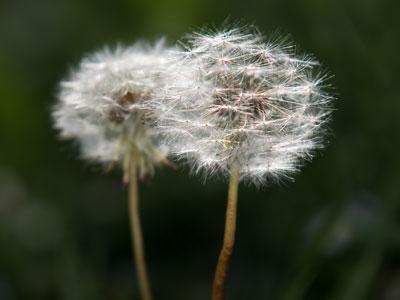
129,153,153,300
212,161,240,300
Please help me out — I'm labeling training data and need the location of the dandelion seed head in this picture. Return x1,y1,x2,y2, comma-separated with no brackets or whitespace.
53,39,172,178
153,27,333,185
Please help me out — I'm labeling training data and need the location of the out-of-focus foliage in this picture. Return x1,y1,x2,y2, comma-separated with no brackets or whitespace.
0,0,399,299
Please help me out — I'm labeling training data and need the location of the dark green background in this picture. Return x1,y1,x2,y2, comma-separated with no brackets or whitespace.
0,0,399,299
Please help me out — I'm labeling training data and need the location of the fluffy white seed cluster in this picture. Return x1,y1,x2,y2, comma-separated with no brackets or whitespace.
152,28,332,185
53,40,171,179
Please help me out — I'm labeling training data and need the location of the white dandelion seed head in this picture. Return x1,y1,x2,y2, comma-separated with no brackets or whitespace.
153,27,333,185
53,39,173,178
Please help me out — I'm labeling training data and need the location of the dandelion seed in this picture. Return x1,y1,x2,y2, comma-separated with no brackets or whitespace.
151,26,333,300
53,39,171,181
154,27,332,186
53,39,174,300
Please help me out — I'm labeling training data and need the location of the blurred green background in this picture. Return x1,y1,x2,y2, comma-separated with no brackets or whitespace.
0,0,399,299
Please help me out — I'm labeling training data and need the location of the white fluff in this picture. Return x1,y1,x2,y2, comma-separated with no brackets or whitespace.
152,27,333,185
53,39,172,178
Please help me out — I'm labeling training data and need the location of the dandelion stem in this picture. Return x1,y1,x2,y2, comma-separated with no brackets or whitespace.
129,152,153,300
212,161,240,300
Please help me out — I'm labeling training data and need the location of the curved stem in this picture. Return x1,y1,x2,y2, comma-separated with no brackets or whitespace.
212,161,240,300
129,154,153,300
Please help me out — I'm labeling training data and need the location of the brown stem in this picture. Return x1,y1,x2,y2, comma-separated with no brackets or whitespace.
129,154,153,300
212,161,240,300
